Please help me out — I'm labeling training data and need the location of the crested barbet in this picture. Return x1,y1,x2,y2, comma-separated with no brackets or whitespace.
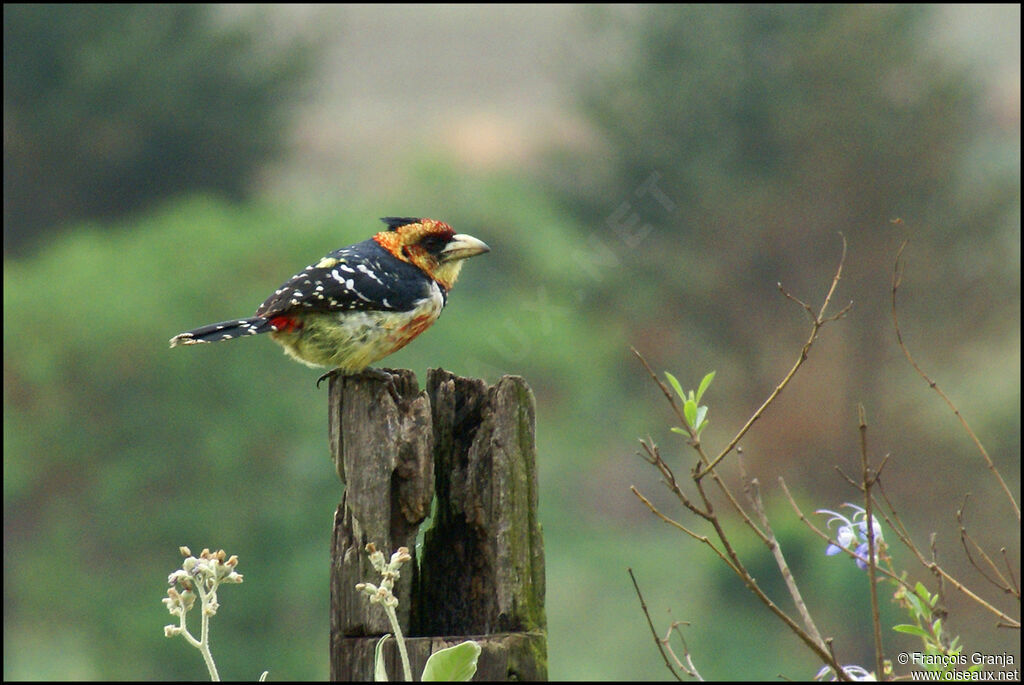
170,217,489,380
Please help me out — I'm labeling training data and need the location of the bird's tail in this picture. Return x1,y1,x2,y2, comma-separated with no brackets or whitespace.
169,317,275,347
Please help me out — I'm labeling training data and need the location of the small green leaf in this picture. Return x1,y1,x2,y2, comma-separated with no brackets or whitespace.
665,372,685,402
670,427,689,436
374,634,391,682
421,640,481,682
683,399,697,428
904,590,926,617
893,624,930,638
696,371,716,403
694,406,707,431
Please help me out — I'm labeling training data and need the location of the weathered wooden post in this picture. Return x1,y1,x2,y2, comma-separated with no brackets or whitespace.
329,368,547,681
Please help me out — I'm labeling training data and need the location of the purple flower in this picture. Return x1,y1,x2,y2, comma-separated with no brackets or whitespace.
816,504,884,570
815,664,875,681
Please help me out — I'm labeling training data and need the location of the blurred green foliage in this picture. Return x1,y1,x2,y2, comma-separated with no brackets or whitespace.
546,1,1019,505
3,178,693,679
543,6,1019,674
3,4,1019,681
4,199,342,679
3,4,320,254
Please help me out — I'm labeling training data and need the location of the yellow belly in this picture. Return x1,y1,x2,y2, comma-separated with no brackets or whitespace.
269,293,445,373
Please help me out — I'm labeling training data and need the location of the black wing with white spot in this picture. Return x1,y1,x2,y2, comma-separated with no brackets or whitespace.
255,239,436,318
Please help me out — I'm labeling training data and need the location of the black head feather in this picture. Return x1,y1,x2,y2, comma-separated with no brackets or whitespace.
380,217,422,231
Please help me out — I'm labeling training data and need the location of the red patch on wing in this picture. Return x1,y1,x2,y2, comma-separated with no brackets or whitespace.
269,315,302,334
388,314,437,353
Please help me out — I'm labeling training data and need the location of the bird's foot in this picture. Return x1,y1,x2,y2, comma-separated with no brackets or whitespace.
361,368,402,403
316,369,340,389
361,368,395,384
316,367,396,389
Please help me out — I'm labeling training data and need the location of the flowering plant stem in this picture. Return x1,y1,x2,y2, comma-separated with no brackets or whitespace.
356,544,415,681
383,598,412,681
163,547,245,682
193,580,221,681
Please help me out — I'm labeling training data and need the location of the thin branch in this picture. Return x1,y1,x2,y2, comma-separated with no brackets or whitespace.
686,478,848,678
661,620,704,680
779,478,904,587
1002,549,1021,598
637,439,710,520
872,480,1020,628
871,480,915,548
742,469,824,645
700,235,851,477
891,239,1019,522
630,486,738,573
632,350,768,543
630,348,707,459
629,237,859,680
628,568,684,682
957,494,1019,596
826,465,1015,629
834,466,861,491
635,471,846,675
928,534,950,634
858,405,886,681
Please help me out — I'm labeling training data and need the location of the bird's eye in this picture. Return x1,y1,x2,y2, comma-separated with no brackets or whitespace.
420,235,448,253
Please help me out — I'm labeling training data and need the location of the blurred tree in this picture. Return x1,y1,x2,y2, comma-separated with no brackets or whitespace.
547,4,1019,473
3,4,320,254
541,6,1019,674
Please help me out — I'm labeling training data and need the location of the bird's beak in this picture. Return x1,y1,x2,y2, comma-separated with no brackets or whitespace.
442,234,490,261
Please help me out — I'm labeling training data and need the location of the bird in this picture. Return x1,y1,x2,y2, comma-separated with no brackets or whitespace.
170,217,489,384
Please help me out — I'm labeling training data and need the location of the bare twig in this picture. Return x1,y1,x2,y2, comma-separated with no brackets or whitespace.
872,480,1020,628
687,476,849,677
928,535,950,632
957,495,1019,597
629,348,709,460
824,468,1020,628
630,486,738,574
824,458,1017,630
661,620,704,680
780,478,904,587
633,465,846,675
891,239,1019,522
699,235,851,478
1002,549,1021,598
628,568,684,681
632,351,768,543
637,440,709,519
857,405,886,681
628,236,857,680
742,467,824,645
